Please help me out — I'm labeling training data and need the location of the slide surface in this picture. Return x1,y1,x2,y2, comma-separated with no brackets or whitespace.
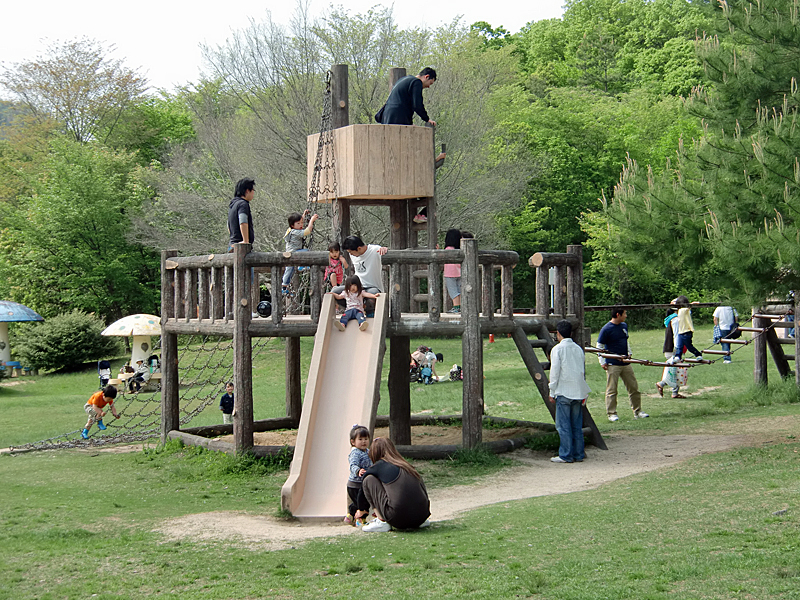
281,293,387,519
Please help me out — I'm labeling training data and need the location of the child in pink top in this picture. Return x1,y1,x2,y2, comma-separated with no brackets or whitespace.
323,241,348,289
330,275,379,332
443,229,473,314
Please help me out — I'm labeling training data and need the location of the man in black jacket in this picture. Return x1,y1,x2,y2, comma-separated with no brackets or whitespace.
377,67,437,127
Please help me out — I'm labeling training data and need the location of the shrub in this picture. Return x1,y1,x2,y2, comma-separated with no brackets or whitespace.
13,310,121,371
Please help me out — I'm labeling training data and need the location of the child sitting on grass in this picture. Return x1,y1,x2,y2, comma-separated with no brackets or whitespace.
345,424,373,526
330,275,379,332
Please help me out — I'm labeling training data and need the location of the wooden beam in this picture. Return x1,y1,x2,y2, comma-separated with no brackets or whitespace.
233,242,254,454
461,238,483,448
389,335,411,445
753,314,768,385
160,250,180,443
286,337,302,426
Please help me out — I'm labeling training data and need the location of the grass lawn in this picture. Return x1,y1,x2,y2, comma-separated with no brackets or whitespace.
1,323,799,598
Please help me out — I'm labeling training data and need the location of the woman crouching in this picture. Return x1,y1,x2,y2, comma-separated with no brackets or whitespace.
356,437,431,532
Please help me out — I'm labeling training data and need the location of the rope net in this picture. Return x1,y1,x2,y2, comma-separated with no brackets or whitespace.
10,334,274,452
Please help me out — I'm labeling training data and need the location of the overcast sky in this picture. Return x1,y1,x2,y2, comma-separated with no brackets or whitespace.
0,1,565,93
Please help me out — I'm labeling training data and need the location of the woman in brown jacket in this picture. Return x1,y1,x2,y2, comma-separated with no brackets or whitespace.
357,437,431,532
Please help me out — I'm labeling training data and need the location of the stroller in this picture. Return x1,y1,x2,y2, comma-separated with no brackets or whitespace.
97,360,111,388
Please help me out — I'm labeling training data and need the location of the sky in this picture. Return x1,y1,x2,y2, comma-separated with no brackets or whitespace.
0,1,565,94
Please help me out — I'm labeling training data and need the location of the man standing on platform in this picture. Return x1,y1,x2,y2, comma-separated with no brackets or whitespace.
228,178,255,248
376,67,437,127
596,307,649,422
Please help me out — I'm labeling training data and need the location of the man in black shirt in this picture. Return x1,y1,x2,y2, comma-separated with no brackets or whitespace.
228,178,256,247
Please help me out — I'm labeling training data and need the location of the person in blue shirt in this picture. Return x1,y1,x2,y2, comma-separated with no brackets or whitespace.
596,307,649,422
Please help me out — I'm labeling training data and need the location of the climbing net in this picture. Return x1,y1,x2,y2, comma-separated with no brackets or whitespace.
9,334,276,452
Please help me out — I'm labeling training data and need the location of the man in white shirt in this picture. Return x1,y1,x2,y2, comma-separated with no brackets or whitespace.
548,320,591,463
333,236,388,314
713,305,738,364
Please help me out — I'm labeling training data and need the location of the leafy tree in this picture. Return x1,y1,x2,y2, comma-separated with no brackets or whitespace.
0,38,146,144
0,137,160,320
12,310,121,372
589,0,800,303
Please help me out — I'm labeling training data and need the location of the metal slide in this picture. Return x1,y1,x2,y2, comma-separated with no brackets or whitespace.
281,293,388,519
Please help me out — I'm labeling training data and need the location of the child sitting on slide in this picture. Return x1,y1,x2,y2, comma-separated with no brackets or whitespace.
330,275,379,332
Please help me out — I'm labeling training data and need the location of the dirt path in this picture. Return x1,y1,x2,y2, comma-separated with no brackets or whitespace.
154,431,755,551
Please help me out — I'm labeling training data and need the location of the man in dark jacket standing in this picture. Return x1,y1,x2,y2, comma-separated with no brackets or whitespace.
377,67,437,127
228,178,256,248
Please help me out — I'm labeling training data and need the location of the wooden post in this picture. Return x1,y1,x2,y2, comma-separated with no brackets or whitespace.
536,265,549,316
389,335,412,445
286,337,302,426
481,265,494,319
331,64,349,129
198,268,210,320
160,250,180,443
224,265,234,321
331,64,350,246
233,243,254,454
211,266,224,321
567,245,584,346
428,260,441,322
461,238,483,448
310,266,322,323
174,268,185,320
271,266,283,325
796,292,800,387
390,203,410,312
553,266,566,318
186,269,198,321
390,263,402,323
501,265,513,317
753,312,768,385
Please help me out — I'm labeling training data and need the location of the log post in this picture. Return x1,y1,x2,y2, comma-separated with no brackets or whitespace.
501,265,513,317
535,265,549,316
389,335,412,445
753,312,768,386
198,268,210,320
186,268,198,322
553,266,566,318
233,243,254,454
286,337,302,427
211,266,224,321
271,266,283,325
331,64,350,247
224,265,234,321
390,263,402,323
390,203,410,312
796,292,800,387
310,266,322,323
160,250,180,443
567,245,584,346
461,237,483,448
428,260,441,322
174,268,185,320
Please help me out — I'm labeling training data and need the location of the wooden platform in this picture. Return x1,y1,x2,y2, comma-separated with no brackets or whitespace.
307,124,434,200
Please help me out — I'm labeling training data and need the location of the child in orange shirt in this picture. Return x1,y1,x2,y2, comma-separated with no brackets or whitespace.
82,385,120,439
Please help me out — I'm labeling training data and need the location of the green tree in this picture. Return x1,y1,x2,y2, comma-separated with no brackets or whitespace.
0,137,160,320
590,0,800,302
0,38,146,144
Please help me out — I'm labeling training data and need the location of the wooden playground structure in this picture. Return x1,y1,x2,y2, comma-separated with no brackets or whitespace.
158,65,606,467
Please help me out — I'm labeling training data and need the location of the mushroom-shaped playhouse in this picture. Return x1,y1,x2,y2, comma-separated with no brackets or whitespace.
101,314,161,366
0,301,44,374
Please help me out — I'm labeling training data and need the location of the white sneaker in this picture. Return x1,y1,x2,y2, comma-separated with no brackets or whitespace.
634,411,650,419
608,414,619,422
550,456,570,463
334,321,346,331
419,519,431,528
362,518,391,532
359,320,368,331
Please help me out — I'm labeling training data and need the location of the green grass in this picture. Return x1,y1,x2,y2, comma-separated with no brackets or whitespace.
2,324,800,598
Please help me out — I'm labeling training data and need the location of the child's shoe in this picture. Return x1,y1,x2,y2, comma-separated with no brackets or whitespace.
356,516,368,527
343,514,355,526
413,213,427,224
97,420,107,430
359,320,368,331
81,429,89,439
334,320,346,331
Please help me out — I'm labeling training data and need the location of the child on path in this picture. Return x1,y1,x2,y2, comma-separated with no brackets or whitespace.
346,425,373,526
323,241,349,290
330,275,379,332
82,385,120,439
219,382,234,425
669,296,703,363
282,210,319,291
